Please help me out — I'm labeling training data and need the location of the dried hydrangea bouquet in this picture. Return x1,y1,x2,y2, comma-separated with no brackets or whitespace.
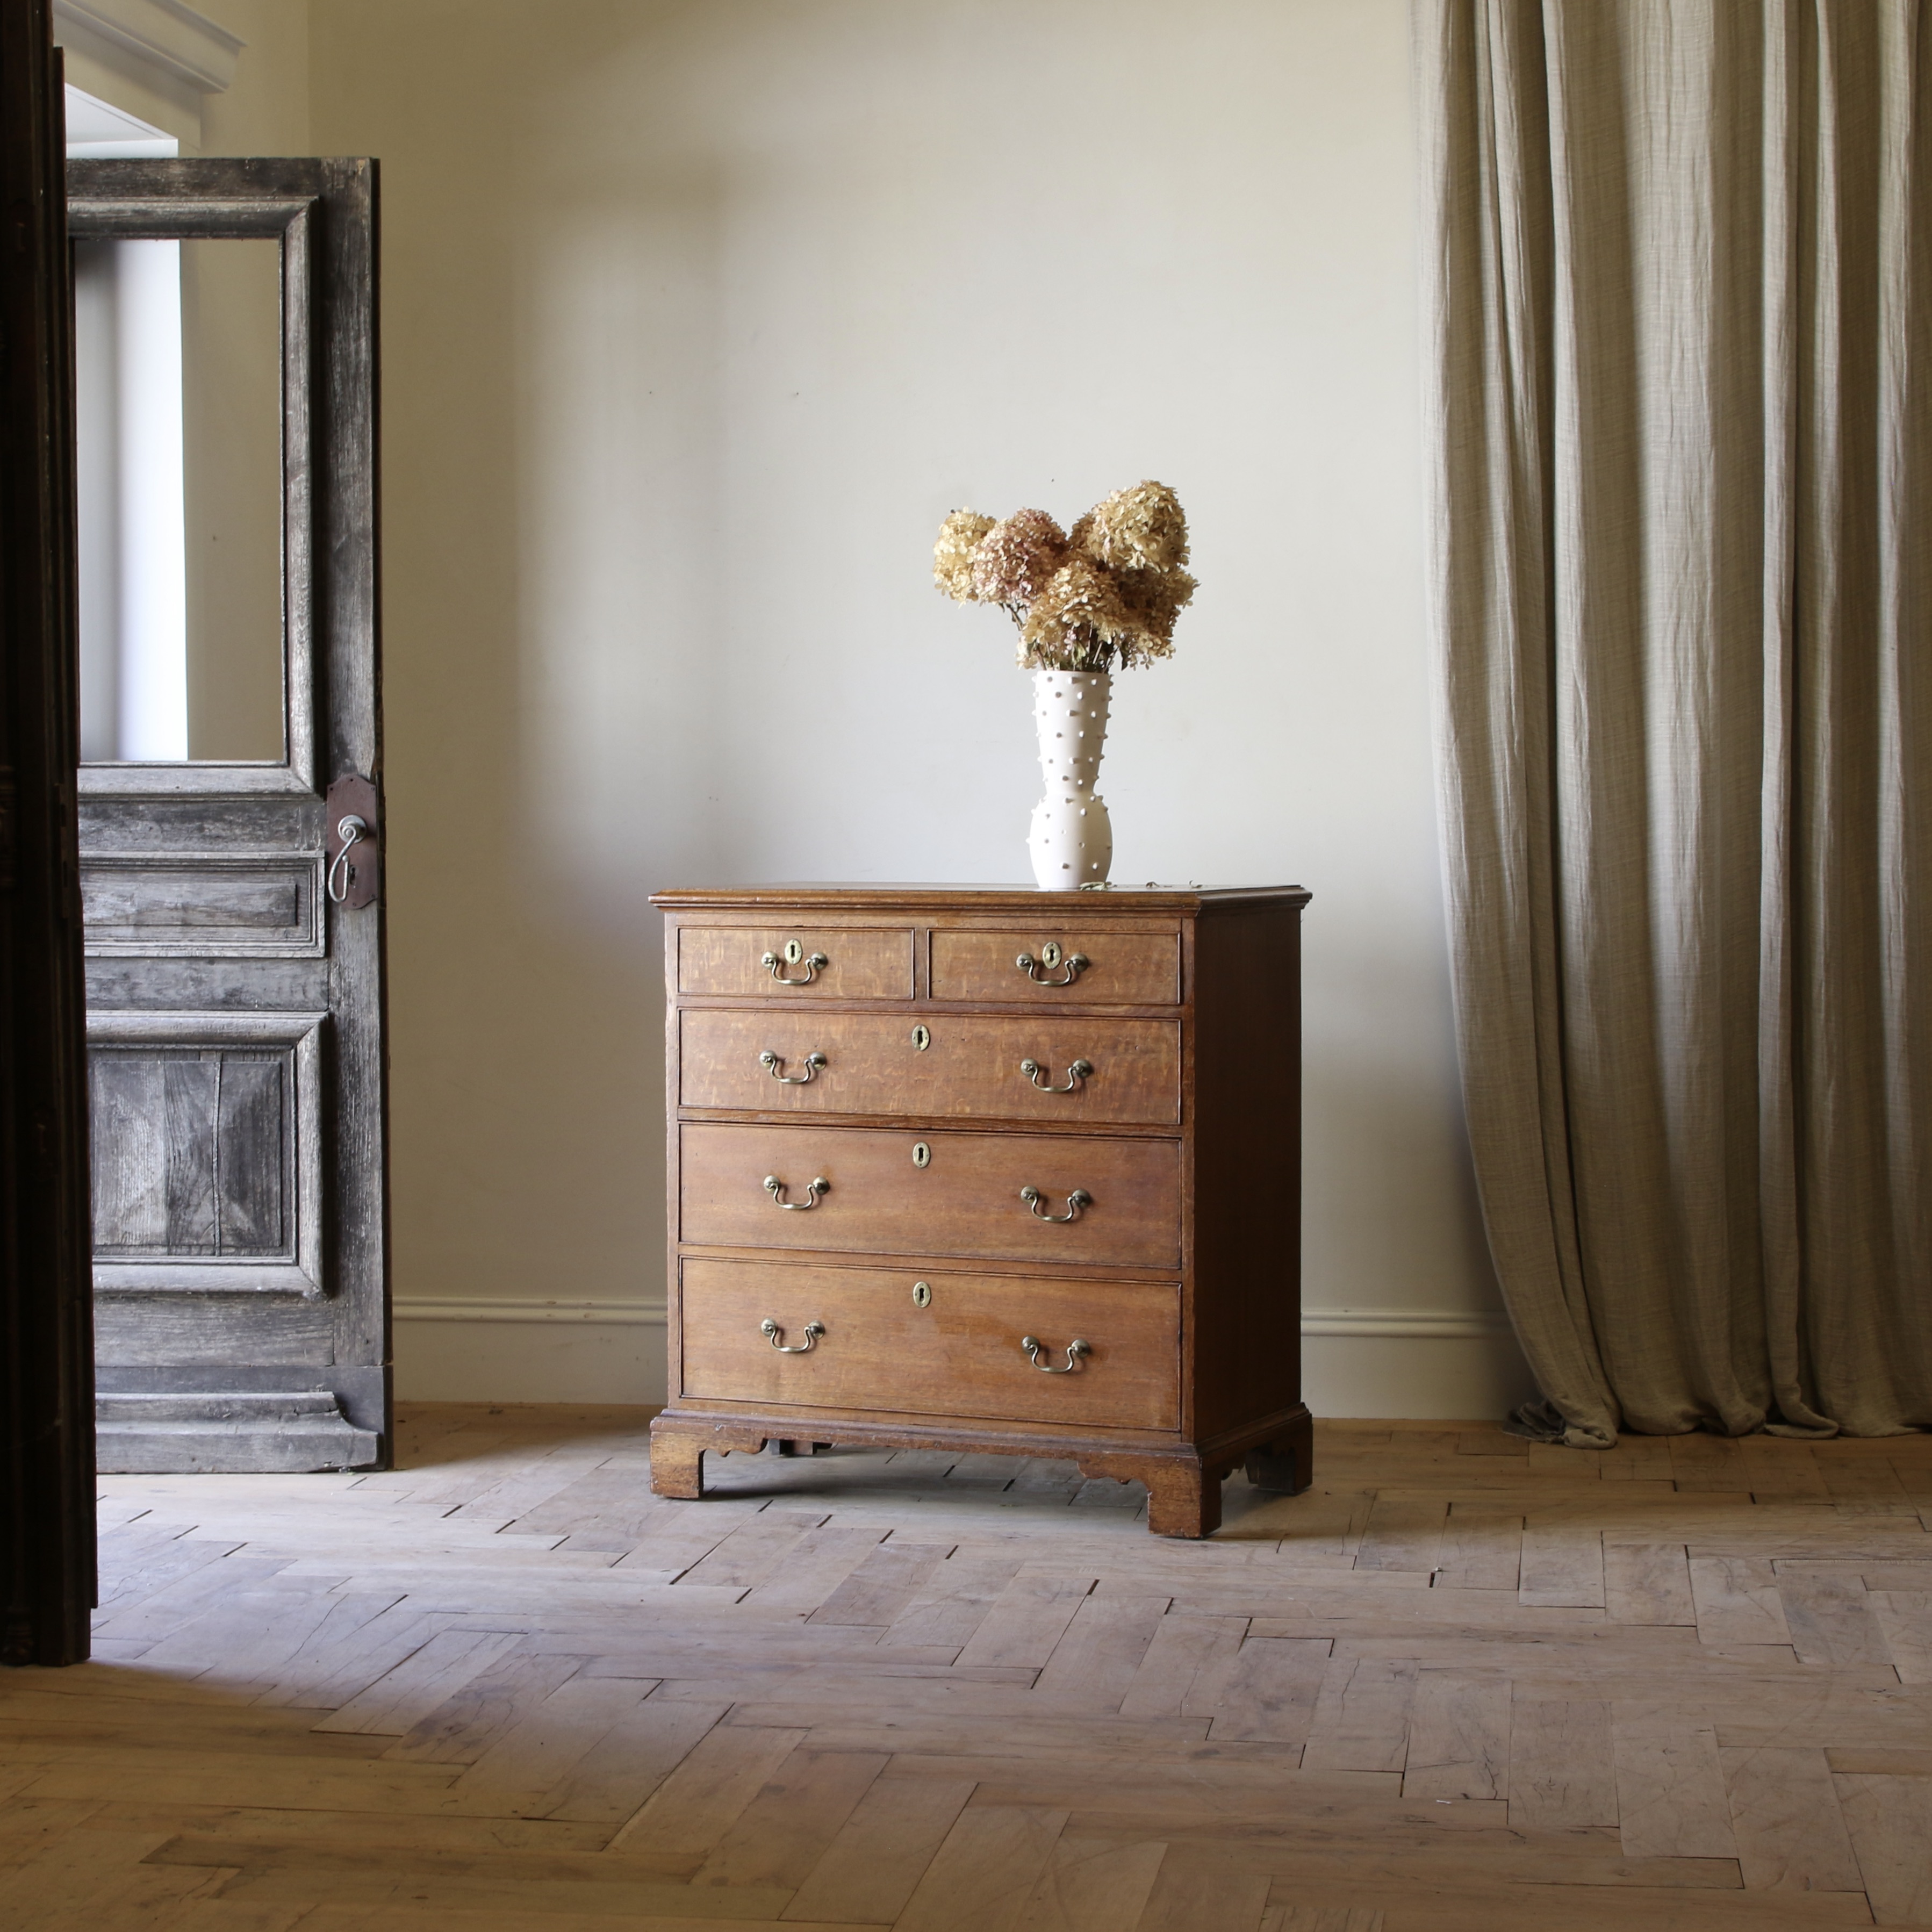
934,481,1194,890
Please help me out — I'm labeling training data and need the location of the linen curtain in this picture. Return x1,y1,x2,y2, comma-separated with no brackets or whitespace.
1418,0,1931,1445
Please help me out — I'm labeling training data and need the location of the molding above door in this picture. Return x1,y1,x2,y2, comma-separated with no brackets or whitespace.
53,0,240,95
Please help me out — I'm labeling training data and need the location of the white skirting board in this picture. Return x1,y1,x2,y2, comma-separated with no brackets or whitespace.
392,1298,1536,1420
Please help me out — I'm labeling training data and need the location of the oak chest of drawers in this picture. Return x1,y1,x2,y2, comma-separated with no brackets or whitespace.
647,885,1313,1537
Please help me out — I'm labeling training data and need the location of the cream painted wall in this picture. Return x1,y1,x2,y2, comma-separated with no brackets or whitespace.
197,0,308,155
301,0,1532,1418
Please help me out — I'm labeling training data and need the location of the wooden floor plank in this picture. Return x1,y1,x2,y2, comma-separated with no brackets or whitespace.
10,1410,1922,1930
1611,1721,1738,1859
1302,1657,1418,1775
1199,1636,1332,1746
883,1550,1028,1653
1118,1614,1248,1719
1401,1671,1510,1800
542,1696,732,1825
1266,1907,1385,1932
1690,1557,1794,1648
1433,1511,1522,1592
1506,1696,1619,1830
1031,1594,1170,1711
1869,1592,1932,1683
1010,1831,1167,1931
956,1575,1098,1671
1776,1570,1894,1671
690,1747,885,1889
1133,1842,1272,1932
1604,1542,1696,1625
310,1629,530,1737
807,1539,950,1628
1354,1500,1448,1576
735,1526,894,1622
1719,1746,1864,1893
893,1802,1069,1931
436,1671,659,1815
782,1773,978,1923
1834,1770,1932,1923
382,1649,584,1764
606,1722,807,1868
1518,1517,1605,1608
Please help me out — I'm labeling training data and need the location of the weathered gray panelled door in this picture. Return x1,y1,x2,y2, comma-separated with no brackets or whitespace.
68,159,389,1472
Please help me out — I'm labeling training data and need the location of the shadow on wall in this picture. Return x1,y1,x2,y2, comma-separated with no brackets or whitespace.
312,0,1513,1411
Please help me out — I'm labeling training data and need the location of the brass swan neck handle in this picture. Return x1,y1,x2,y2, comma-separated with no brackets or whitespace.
1022,1335,1091,1374
1020,1186,1091,1224
1020,1057,1093,1093
1016,950,1088,986
760,1050,827,1084
762,946,829,985
762,1318,825,1353
765,1174,830,1209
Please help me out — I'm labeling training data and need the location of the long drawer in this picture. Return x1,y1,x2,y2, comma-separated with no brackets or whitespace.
679,1009,1181,1125
680,1256,1180,1431
679,1122,1182,1268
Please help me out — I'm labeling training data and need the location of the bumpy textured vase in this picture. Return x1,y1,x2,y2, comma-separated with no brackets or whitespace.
1026,669,1112,890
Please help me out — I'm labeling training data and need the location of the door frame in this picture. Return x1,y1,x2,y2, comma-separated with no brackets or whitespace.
0,10,97,1669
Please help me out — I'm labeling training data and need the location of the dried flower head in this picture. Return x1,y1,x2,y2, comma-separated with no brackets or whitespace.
1019,557,1133,672
932,482,1193,671
933,510,995,601
970,508,1067,604
1079,480,1189,573
1112,565,1197,665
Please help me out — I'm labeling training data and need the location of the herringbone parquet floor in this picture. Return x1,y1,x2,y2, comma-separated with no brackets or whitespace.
5,1405,1932,1929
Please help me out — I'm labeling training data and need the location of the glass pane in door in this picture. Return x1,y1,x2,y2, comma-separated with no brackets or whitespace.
75,234,285,764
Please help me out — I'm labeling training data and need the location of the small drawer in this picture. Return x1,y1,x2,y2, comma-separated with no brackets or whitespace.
679,1121,1182,1268
678,925,913,999
679,1009,1181,1126
930,928,1180,1005
680,1256,1179,1432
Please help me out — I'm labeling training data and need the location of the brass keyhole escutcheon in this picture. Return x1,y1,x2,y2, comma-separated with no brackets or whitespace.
1040,940,1062,969
911,1141,931,1168
911,1280,931,1308
911,1024,930,1052
782,938,804,965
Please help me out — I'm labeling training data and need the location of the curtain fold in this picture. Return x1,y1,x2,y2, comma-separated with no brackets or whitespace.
1418,0,1932,1445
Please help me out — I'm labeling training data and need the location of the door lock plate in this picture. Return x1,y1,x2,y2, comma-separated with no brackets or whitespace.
324,773,380,910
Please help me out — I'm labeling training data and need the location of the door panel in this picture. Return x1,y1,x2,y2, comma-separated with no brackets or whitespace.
69,158,387,1473
80,855,325,957
87,1010,324,1294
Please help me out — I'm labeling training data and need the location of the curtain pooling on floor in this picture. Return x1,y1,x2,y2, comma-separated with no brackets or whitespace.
1417,0,1932,1443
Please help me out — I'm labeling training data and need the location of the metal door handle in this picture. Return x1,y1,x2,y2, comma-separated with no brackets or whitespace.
1021,1186,1091,1223
1022,1336,1091,1373
1020,1058,1092,1093
762,1318,825,1353
326,815,369,904
765,1174,830,1209
760,1051,827,1084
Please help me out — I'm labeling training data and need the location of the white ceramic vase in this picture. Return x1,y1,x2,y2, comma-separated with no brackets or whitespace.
1026,669,1112,891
